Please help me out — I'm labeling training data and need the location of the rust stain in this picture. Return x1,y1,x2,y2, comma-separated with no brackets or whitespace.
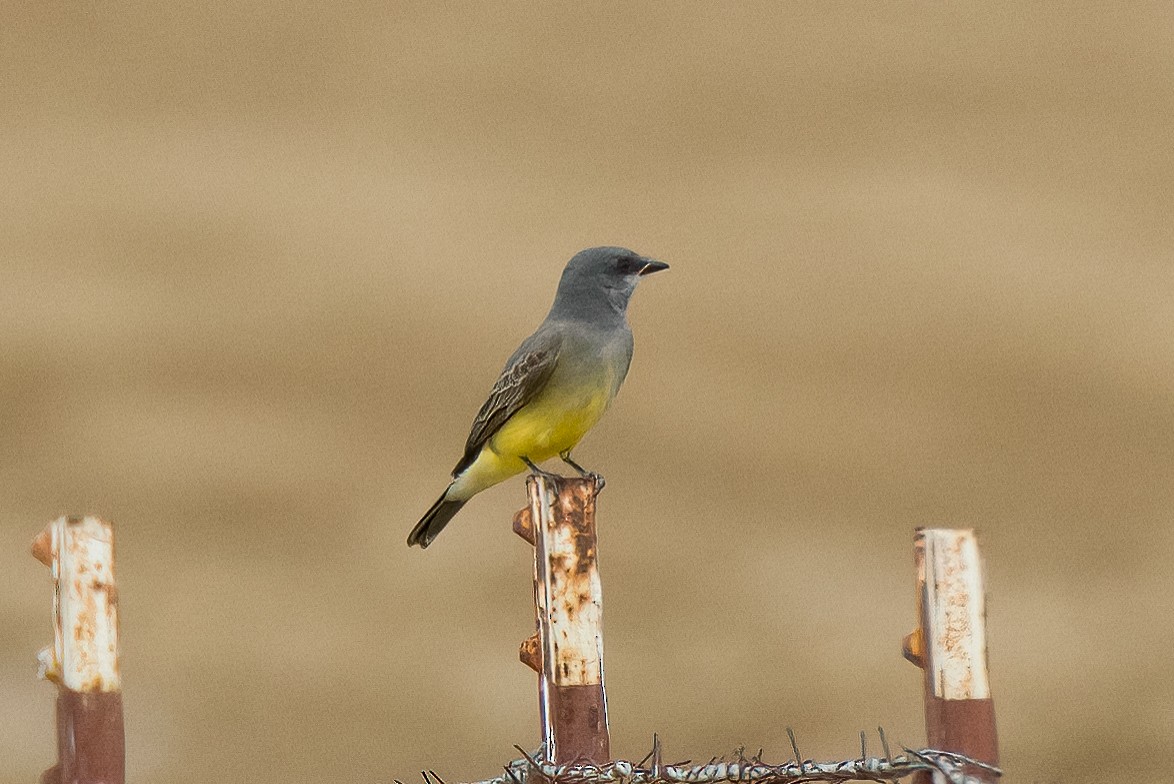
96,582,120,608
572,531,594,576
902,628,925,668
519,633,542,672
31,528,54,566
512,507,535,545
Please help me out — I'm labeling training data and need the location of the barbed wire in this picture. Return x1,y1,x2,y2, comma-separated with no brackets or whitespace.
404,729,1001,784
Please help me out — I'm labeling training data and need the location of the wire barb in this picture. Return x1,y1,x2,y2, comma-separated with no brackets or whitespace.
877,727,892,765
785,728,801,766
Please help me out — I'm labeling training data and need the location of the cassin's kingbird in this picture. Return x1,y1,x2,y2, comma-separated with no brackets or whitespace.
407,246,668,548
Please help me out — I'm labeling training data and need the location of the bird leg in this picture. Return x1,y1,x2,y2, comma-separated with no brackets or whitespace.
522,457,564,484
559,451,606,494
559,451,590,475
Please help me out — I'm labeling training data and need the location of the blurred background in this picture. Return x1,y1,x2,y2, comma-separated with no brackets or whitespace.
2,3,1172,782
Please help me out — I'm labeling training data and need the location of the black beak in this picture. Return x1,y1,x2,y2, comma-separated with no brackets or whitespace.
638,259,670,276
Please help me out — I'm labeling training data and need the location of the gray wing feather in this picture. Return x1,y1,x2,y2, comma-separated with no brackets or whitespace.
452,330,562,475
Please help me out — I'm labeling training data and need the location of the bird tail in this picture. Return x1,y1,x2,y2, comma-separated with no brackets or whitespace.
407,488,467,548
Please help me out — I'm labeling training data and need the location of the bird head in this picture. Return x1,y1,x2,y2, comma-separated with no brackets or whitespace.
553,246,669,320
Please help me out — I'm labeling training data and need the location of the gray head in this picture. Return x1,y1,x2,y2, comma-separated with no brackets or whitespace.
549,246,669,322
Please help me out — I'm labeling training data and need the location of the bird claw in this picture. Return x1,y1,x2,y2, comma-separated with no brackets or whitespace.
587,472,606,494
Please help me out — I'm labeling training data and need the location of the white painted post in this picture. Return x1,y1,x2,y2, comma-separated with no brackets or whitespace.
904,528,999,784
33,516,125,784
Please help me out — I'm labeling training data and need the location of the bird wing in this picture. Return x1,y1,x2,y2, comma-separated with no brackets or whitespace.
452,331,562,476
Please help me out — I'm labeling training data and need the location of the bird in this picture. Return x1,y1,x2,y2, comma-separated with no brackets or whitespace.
407,246,668,548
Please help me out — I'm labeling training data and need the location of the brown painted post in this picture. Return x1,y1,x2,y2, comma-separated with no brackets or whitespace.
32,516,125,784
903,528,999,784
514,476,610,764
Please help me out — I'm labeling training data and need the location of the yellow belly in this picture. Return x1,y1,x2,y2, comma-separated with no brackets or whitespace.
491,386,611,461
449,379,614,499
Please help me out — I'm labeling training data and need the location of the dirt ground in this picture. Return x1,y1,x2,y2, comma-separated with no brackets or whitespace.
3,4,1172,782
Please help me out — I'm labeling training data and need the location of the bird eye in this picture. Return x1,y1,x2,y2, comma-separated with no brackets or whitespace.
616,257,643,275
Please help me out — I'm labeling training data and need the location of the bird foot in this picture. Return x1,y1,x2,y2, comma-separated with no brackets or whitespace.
587,472,606,495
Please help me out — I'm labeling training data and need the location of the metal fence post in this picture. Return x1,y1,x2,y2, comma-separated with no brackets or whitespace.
32,516,125,784
903,528,999,784
514,476,610,764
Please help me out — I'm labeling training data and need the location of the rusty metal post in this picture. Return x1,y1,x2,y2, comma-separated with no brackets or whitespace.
903,528,998,784
32,516,125,784
514,475,610,764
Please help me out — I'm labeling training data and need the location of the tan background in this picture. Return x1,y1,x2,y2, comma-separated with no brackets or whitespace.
2,3,1172,782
